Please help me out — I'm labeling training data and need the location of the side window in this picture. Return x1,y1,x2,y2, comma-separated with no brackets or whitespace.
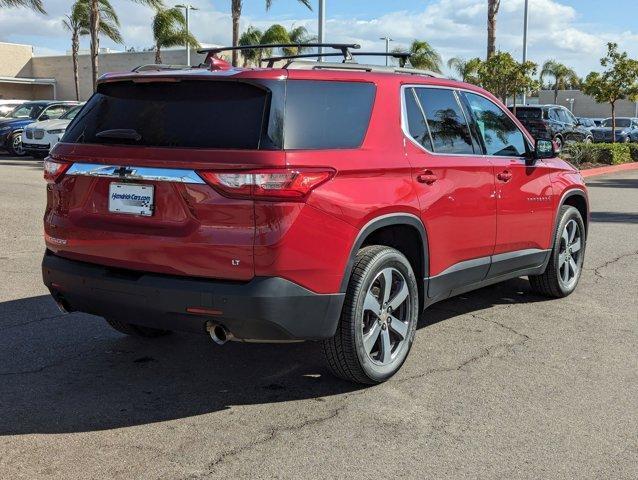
564,109,577,125
464,92,528,157
548,109,560,122
413,88,475,155
557,108,571,124
42,105,69,120
403,88,433,151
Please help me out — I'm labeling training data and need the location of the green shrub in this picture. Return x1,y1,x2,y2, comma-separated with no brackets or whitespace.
561,142,631,165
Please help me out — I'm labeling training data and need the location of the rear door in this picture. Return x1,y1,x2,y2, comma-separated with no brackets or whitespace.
47,78,287,280
402,86,497,299
461,91,555,277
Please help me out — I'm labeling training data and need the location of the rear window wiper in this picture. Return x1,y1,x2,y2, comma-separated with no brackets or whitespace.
95,129,142,142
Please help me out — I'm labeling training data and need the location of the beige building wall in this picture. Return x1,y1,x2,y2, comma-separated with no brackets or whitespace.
539,89,638,118
31,49,208,101
0,42,33,77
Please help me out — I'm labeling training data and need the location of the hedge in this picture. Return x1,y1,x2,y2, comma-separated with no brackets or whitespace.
561,142,638,166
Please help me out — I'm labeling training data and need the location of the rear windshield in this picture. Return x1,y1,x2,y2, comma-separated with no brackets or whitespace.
512,108,544,120
63,81,275,149
63,78,375,150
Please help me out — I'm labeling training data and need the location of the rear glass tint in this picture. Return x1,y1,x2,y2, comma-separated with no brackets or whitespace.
513,108,543,120
283,80,375,149
63,81,276,149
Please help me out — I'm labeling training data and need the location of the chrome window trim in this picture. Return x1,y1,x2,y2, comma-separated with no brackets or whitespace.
400,84,534,161
66,163,205,184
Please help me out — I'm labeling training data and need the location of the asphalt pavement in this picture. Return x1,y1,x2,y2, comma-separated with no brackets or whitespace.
0,154,636,479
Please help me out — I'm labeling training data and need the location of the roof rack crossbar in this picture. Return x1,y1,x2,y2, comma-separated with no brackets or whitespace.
262,51,414,68
198,43,361,64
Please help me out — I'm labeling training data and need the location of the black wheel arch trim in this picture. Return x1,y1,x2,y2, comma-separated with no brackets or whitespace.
339,213,430,296
556,187,589,237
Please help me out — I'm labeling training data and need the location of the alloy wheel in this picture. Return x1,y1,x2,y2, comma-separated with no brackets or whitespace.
12,134,25,156
558,219,582,289
361,267,412,366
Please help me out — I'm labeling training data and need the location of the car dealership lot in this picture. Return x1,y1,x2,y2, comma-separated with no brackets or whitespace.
0,154,636,480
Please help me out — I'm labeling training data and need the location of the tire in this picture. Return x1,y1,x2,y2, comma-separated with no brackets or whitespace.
7,131,26,157
529,206,586,298
322,245,419,384
104,318,171,338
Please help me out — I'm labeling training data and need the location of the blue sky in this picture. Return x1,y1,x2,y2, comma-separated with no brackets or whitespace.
1,0,637,76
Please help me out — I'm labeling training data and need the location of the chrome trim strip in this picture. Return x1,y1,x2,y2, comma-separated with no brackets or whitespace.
66,163,205,184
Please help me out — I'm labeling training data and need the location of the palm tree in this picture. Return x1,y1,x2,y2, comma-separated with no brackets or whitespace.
238,26,263,67
63,0,122,101
88,0,162,92
487,0,500,59
447,57,482,83
394,40,442,72
238,24,315,67
230,0,312,67
152,7,200,64
0,0,44,13
540,60,580,103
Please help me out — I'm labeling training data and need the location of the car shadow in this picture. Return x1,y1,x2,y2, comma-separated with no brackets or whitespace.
0,277,549,435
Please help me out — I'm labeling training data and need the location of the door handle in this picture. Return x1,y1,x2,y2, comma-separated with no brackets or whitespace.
497,170,513,182
417,170,438,185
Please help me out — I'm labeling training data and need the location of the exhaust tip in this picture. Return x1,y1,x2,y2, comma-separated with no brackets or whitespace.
208,324,232,345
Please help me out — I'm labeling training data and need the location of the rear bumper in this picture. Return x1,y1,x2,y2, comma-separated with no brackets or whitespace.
42,251,344,341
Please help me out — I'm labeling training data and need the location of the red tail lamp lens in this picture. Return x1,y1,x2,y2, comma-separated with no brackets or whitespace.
198,168,334,201
44,159,71,183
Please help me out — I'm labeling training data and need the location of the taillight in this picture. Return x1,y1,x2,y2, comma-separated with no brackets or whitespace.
44,159,71,183
198,168,335,201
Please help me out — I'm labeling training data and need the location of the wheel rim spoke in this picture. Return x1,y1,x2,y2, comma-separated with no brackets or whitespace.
559,252,567,268
363,322,382,353
388,315,408,339
388,280,409,311
571,237,581,253
363,291,381,317
561,226,569,246
569,257,578,278
380,268,393,305
561,263,569,283
380,328,392,363
567,220,577,244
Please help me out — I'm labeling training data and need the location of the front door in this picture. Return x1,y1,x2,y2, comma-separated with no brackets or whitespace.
461,91,555,277
402,86,497,299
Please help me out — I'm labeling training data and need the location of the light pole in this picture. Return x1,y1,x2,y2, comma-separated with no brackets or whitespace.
318,0,326,62
175,4,198,66
521,0,529,105
380,37,393,66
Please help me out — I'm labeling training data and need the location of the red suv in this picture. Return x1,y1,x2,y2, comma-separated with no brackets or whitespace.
42,45,589,384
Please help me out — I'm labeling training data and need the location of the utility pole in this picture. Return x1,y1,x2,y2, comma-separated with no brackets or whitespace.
380,37,393,66
521,0,529,105
176,4,198,66
318,0,326,62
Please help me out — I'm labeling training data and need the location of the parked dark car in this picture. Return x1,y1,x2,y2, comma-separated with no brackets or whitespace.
577,117,597,129
0,101,79,156
590,117,638,143
509,105,593,149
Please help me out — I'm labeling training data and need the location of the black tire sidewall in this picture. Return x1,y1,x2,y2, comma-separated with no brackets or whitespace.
552,206,586,296
9,132,25,156
351,250,419,383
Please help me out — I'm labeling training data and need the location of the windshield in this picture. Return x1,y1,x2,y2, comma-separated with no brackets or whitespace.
8,103,44,119
602,118,631,128
60,104,83,120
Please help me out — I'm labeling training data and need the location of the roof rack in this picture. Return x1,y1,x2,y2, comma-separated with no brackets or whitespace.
197,43,361,63
262,51,413,68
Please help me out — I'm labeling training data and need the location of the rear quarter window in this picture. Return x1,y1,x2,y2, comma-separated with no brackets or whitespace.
283,80,375,149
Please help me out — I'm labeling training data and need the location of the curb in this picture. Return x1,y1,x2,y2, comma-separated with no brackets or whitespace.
580,162,638,178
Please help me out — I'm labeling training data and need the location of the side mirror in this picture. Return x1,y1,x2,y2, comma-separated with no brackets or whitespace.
39,114,49,121
532,138,557,163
